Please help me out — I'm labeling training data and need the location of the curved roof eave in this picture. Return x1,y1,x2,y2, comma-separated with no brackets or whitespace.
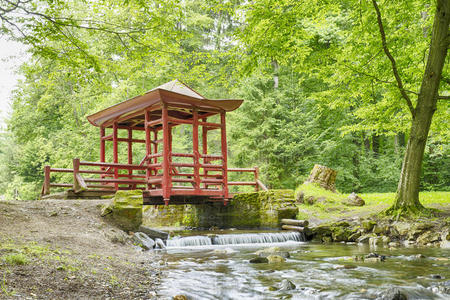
86,89,243,127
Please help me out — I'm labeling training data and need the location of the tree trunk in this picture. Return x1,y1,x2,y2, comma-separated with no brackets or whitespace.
372,135,380,158
305,164,337,192
389,0,449,214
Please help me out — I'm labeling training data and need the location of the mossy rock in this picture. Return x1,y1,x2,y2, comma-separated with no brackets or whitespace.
331,226,352,242
311,224,333,239
102,190,143,231
362,220,377,232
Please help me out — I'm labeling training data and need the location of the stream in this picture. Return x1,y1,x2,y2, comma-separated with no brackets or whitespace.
156,231,450,299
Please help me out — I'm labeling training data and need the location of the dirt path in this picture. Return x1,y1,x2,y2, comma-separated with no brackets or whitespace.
0,199,161,299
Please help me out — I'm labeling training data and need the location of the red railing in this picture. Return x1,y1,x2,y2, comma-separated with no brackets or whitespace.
228,167,268,192
41,158,147,196
41,158,267,197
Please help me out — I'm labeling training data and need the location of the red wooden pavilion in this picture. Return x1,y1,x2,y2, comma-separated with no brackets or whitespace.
42,80,266,205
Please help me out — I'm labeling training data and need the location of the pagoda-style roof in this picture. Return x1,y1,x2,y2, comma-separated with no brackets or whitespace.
87,80,243,127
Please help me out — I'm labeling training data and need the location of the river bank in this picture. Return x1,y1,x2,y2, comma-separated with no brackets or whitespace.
0,199,161,299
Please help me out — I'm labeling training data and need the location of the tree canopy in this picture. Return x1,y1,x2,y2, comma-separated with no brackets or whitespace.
0,0,448,205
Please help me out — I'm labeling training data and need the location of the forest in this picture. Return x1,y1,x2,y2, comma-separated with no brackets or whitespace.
0,0,448,201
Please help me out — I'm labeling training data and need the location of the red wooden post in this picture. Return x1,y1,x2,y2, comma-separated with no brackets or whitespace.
43,165,51,195
202,117,208,189
220,111,229,200
73,158,80,192
100,126,105,163
192,108,200,192
127,128,133,188
162,103,171,205
100,126,105,179
254,166,259,192
153,130,158,165
145,110,151,190
113,122,119,190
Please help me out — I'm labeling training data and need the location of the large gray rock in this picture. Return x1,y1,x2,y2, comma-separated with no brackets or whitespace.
133,232,155,250
104,228,130,244
393,222,410,236
279,279,296,291
343,192,365,206
266,255,285,263
249,257,269,263
255,247,290,258
139,225,169,240
416,231,441,245
377,288,407,300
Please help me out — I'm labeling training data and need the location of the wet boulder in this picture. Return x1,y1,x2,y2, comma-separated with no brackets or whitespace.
138,225,169,240
361,220,377,232
365,253,386,262
416,231,441,245
377,287,408,300
133,232,155,250
267,255,286,263
357,234,376,244
104,228,130,244
369,237,383,247
348,231,362,242
255,247,290,258
249,257,269,263
279,279,296,291
429,280,450,294
332,227,352,242
373,225,389,235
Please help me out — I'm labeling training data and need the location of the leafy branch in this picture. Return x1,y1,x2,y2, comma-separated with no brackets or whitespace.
371,0,416,118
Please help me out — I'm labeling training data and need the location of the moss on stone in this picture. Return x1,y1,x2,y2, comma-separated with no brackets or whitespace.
142,189,298,229
103,190,143,231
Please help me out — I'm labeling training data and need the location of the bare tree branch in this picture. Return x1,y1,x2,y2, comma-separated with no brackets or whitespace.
437,95,450,99
372,0,416,118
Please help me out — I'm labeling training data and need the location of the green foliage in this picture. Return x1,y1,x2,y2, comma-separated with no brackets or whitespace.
0,0,447,199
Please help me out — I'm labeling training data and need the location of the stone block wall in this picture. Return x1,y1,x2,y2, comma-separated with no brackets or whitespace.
142,190,298,229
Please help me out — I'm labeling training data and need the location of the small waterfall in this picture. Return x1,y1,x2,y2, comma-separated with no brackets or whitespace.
166,235,212,247
166,231,305,247
213,232,305,245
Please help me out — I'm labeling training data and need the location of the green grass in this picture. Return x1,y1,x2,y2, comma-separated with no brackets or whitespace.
359,191,450,206
295,183,450,221
295,183,346,203
1,253,29,266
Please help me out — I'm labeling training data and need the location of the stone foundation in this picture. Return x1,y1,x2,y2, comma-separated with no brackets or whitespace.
143,190,298,229
101,190,143,231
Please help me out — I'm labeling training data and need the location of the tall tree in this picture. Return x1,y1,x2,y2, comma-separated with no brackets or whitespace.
375,0,449,214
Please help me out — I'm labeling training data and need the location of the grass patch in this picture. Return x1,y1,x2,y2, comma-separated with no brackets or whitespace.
1,253,29,266
359,191,450,207
295,183,450,221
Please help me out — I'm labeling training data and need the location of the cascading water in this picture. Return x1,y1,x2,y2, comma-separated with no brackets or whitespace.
213,231,304,245
166,231,305,247
166,235,212,247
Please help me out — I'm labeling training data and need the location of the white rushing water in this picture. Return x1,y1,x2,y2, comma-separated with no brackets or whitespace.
213,231,304,245
166,235,212,247
166,231,305,248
